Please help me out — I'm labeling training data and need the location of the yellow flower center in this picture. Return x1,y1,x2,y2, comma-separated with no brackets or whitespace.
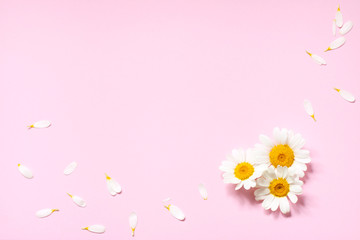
269,178,290,197
234,162,254,180
269,144,294,167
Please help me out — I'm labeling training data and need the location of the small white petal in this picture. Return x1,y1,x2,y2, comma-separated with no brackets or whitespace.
243,180,255,190
303,99,316,121
18,164,33,179
254,188,270,197
325,37,346,51
198,184,208,200
256,178,270,187
332,19,336,36
262,194,275,210
335,88,356,103
67,193,86,207
340,21,353,35
259,134,274,148
270,197,280,211
28,120,51,129
83,225,106,234
235,182,243,190
166,205,185,221
36,208,59,218
162,197,171,202
63,162,78,175
335,6,343,28
105,174,122,195
287,192,298,204
129,212,137,237
306,51,326,65
279,197,290,214
290,185,302,194
255,194,269,201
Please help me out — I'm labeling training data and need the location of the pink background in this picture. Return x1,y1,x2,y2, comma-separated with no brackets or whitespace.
1,0,360,239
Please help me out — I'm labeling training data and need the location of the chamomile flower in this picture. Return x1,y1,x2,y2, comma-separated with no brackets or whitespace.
254,166,303,214
254,127,311,178
219,148,267,190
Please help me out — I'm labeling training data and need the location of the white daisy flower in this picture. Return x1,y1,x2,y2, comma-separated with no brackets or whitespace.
219,148,267,190
254,127,311,178
254,166,303,214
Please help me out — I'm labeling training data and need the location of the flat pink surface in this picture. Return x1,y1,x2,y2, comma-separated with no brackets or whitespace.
1,0,360,239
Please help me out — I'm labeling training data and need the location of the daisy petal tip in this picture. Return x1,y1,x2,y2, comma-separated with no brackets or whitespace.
28,120,51,129
129,212,138,237
198,183,208,200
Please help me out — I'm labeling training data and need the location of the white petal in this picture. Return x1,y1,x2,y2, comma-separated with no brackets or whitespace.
275,166,284,178
235,182,243,190
162,197,171,202
243,180,255,190
167,205,185,221
254,188,270,197
106,181,117,196
279,197,290,214
232,149,245,163
129,212,137,236
256,177,270,187
18,164,33,179
270,197,280,211
290,185,302,194
63,162,78,175
262,195,275,210
332,19,336,36
198,184,208,200
325,37,345,51
68,193,86,207
306,51,326,65
36,208,58,218
105,174,122,195
335,6,343,27
303,99,316,121
335,88,356,103
83,225,106,233
259,134,274,148
255,193,269,201
287,192,298,204
340,21,353,35
29,120,51,129
288,133,305,151
109,179,122,193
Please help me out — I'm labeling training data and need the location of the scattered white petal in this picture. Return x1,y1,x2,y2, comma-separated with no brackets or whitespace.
162,197,171,202
67,193,86,207
129,212,138,237
332,19,336,36
340,21,353,35
335,5,343,28
18,164,33,179
63,162,77,175
306,51,326,65
334,88,356,103
303,100,316,122
165,204,185,221
82,225,105,234
105,173,122,196
325,37,346,51
198,184,208,200
28,120,51,129
36,208,59,218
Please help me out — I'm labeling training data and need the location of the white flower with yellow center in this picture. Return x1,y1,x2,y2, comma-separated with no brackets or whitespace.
254,166,303,214
254,127,311,178
219,148,267,190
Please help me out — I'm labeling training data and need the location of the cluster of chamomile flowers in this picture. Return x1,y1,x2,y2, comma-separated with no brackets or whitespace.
219,127,311,214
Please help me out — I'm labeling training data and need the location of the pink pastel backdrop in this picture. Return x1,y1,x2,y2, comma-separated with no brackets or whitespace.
1,0,360,239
